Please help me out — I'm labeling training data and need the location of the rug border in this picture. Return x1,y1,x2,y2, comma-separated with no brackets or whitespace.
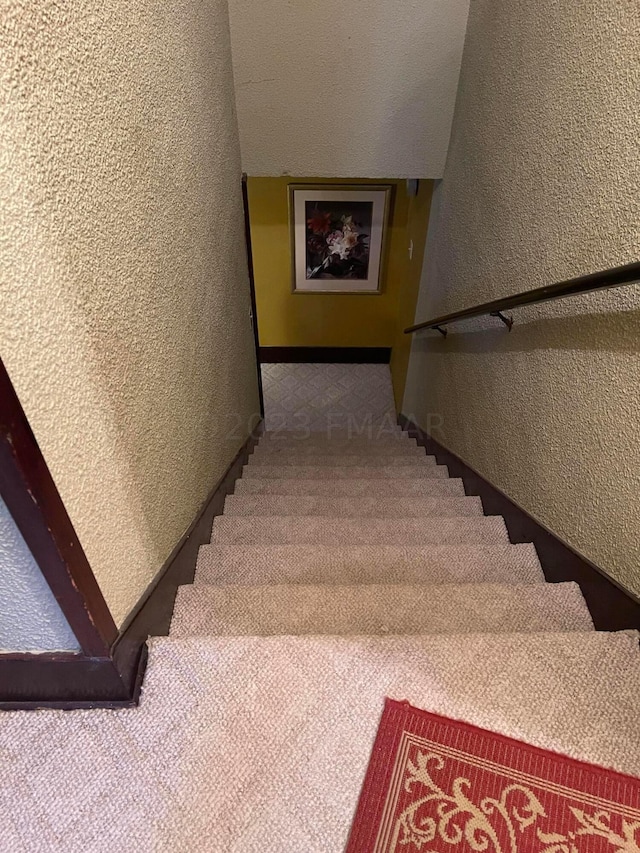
345,697,640,852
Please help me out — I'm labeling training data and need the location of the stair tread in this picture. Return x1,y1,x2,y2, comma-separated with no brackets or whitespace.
252,443,424,457
234,478,465,496
242,464,449,479
211,515,509,545
258,430,415,441
195,543,544,585
170,581,593,637
248,454,437,467
260,427,406,440
223,495,484,517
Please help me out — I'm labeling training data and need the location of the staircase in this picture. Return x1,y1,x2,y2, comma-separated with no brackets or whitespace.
172,427,594,638
4,425,640,851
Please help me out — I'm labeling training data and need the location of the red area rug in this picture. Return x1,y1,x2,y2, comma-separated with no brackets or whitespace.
346,698,640,852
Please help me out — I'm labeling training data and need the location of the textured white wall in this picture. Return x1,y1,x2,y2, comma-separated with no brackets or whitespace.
403,0,640,594
0,0,260,627
227,0,470,178
0,498,79,651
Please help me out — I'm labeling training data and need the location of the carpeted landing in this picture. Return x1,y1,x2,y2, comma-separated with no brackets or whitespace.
2,428,640,852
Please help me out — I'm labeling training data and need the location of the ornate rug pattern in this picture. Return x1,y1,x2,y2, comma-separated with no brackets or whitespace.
346,699,640,853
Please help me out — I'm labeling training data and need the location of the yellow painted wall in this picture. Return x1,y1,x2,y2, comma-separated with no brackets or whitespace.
247,177,432,405
389,183,435,409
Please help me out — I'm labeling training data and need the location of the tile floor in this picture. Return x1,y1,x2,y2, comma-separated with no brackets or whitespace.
260,363,397,434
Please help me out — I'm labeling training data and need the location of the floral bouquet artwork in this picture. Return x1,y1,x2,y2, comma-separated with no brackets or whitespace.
305,204,372,281
290,186,391,293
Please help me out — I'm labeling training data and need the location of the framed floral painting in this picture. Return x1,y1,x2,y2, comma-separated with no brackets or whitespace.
289,184,392,293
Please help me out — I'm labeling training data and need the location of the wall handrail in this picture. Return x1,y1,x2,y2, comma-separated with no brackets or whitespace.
404,261,640,336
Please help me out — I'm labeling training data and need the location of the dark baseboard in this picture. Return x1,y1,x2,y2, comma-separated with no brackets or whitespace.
399,415,640,632
111,423,262,685
0,652,143,711
259,346,391,364
0,425,261,710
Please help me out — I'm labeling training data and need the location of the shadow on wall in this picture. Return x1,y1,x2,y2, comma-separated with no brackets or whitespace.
365,1,469,177
411,305,640,356
373,70,460,179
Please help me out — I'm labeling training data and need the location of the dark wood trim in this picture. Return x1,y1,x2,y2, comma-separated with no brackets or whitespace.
0,423,262,709
405,260,640,335
0,359,117,656
399,415,640,632
110,423,263,690
259,346,391,364
0,652,144,711
242,174,265,417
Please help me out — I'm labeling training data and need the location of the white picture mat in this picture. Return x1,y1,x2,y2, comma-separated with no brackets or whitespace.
292,188,388,292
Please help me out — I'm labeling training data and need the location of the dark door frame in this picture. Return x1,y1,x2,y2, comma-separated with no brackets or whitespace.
0,359,142,707
242,173,265,418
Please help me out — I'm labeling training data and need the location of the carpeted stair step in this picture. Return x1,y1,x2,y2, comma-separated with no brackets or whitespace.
170,582,593,637
258,428,414,440
223,494,483,518
234,477,466,497
257,438,417,451
241,464,449,479
260,426,407,440
260,429,408,442
252,442,424,458
195,543,544,585
248,453,437,467
211,515,509,545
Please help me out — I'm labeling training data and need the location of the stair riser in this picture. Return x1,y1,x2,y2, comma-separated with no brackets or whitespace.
195,543,545,586
233,479,466,497
241,466,449,479
258,438,415,450
260,427,406,440
223,496,484,518
171,582,593,638
253,445,423,457
211,517,508,546
248,455,437,467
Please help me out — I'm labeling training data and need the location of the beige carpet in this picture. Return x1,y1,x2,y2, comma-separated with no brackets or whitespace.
234,477,466,496
251,442,424,457
249,453,438,467
2,422,639,852
171,582,593,636
195,543,545,585
258,431,412,446
222,494,484,517
241,462,450,479
260,362,398,432
211,515,510,545
2,633,640,852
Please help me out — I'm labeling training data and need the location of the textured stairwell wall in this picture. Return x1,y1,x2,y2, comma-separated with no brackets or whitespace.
403,1,640,595
0,0,260,627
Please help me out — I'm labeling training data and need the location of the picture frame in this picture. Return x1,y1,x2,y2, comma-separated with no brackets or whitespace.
289,184,392,294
